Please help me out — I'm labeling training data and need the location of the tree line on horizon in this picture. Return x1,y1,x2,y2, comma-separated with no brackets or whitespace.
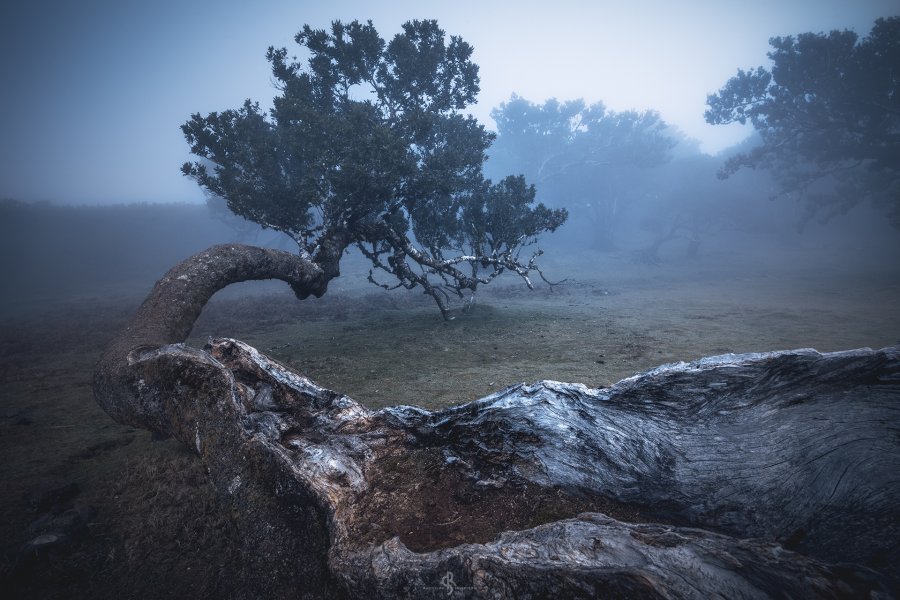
2,16,896,315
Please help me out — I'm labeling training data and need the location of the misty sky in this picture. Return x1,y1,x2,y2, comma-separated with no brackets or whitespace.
1,0,896,205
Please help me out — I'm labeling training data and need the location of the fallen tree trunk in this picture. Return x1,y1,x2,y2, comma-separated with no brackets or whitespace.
95,245,900,599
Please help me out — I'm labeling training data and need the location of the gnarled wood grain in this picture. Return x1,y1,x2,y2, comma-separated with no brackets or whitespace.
94,245,900,599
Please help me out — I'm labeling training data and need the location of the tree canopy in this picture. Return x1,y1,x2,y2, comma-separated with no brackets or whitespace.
181,20,566,318
489,95,674,185
706,17,900,227
488,95,675,248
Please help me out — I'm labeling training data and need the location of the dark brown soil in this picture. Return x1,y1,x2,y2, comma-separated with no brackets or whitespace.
3,435,247,599
347,446,647,552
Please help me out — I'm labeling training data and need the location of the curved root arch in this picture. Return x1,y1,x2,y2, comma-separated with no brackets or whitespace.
94,245,900,599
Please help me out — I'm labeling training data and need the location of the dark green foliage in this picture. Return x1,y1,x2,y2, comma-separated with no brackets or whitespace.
181,20,565,317
465,176,565,256
706,17,900,227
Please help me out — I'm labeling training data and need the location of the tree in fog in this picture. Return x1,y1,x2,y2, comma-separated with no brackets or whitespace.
634,152,778,263
706,17,900,227
181,20,566,318
489,95,675,249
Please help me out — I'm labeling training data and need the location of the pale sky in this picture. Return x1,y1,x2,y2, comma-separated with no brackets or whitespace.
1,0,896,204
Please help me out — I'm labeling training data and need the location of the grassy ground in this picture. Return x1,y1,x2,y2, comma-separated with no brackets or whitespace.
1,247,899,597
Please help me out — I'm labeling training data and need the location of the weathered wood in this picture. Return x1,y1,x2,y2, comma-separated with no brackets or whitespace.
94,245,900,599
94,243,325,430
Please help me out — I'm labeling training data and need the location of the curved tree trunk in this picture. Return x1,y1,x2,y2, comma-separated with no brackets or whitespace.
94,244,325,430
95,245,900,599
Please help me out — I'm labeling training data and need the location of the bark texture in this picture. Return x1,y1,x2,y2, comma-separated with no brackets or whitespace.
94,245,900,599
94,244,325,431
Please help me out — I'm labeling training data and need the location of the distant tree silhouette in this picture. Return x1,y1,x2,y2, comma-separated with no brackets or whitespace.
706,17,900,227
489,95,675,249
